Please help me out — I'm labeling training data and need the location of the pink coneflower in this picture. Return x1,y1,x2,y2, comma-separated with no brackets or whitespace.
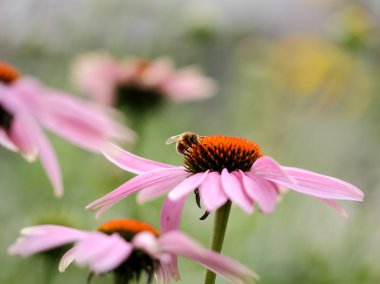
0,61,135,197
87,132,363,224
8,219,257,284
72,53,216,112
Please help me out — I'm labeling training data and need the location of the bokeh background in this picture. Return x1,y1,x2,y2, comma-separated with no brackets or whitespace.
1,0,380,283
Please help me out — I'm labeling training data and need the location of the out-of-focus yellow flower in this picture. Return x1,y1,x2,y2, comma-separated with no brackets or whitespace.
269,36,373,115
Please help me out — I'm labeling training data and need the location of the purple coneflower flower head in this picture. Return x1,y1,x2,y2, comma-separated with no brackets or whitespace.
87,132,363,225
72,53,217,112
8,219,257,284
0,61,135,197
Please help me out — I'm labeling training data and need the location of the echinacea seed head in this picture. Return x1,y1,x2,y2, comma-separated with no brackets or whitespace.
180,134,264,173
97,219,160,241
0,62,20,84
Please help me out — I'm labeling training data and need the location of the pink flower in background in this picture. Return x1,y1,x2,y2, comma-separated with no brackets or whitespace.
72,52,217,109
0,62,135,197
87,132,363,226
9,219,257,284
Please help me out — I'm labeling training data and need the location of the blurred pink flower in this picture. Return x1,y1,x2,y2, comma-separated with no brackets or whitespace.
9,219,257,284
87,133,363,224
72,53,217,108
0,62,135,197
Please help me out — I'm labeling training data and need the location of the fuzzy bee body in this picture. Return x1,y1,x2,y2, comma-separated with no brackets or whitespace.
165,131,201,154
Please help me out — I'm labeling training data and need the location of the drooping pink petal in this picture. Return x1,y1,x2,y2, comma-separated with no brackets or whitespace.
160,197,188,281
159,231,258,284
38,92,135,152
86,168,187,218
132,232,161,258
156,265,172,284
319,199,348,218
33,121,63,197
103,143,175,175
160,196,187,233
198,172,228,212
59,248,77,272
89,234,133,274
0,128,17,151
137,173,188,203
8,225,88,257
278,167,364,201
240,171,278,214
251,156,294,183
168,171,209,201
68,232,133,274
221,169,254,214
8,112,38,162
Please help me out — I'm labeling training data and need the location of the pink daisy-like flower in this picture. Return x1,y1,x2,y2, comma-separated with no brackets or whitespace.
8,219,257,284
72,53,216,111
0,61,135,197
87,132,363,224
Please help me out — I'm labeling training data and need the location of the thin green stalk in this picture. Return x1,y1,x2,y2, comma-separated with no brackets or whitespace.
204,201,232,284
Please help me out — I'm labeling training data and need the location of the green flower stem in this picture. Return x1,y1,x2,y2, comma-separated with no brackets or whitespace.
204,201,232,284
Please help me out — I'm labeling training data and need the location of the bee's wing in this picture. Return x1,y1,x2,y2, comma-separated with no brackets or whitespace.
165,135,181,145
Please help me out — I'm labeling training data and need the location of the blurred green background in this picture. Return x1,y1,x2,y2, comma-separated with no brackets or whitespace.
1,0,380,283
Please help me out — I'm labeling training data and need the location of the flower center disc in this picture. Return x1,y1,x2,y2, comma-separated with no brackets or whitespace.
184,135,264,173
98,219,160,283
97,219,160,241
0,62,20,84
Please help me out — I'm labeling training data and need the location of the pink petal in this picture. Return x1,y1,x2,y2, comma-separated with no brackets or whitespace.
59,248,77,272
140,57,174,86
132,232,161,258
251,156,294,183
160,196,187,233
221,169,254,214
199,172,228,212
39,92,134,152
241,171,278,214
137,173,188,203
279,167,364,201
8,112,38,162
0,128,17,151
72,52,124,105
168,171,209,201
156,265,172,284
162,68,216,102
8,225,88,257
69,232,133,274
160,197,187,280
86,168,187,218
319,199,348,218
103,143,175,175
33,122,63,197
159,231,258,283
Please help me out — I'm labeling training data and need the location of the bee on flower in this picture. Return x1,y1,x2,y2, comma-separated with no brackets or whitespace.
87,132,363,228
8,219,257,284
0,61,135,197
72,53,217,114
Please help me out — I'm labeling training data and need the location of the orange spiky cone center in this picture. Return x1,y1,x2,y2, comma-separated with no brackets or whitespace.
0,62,20,84
183,135,264,173
97,219,159,241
